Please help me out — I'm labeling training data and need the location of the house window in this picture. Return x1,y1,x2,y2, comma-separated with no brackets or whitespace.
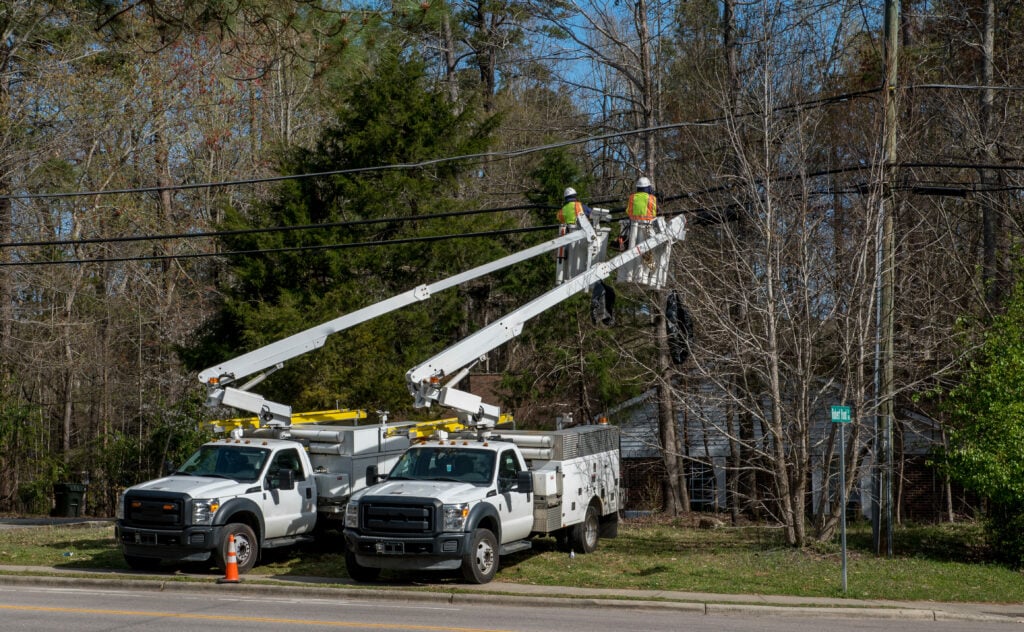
689,461,717,510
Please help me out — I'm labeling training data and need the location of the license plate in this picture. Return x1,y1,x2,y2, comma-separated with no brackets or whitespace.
375,541,404,554
134,531,157,545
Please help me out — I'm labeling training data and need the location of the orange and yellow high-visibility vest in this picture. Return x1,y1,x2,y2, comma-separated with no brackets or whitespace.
558,200,584,224
626,192,657,221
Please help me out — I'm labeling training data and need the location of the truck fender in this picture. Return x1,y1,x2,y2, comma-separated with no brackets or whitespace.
214,497,266,545
466,502,501,542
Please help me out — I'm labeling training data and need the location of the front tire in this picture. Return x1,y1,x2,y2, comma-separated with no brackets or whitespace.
461,528,498,584
218,523,258,574
345,549,381,582
570,503,600,554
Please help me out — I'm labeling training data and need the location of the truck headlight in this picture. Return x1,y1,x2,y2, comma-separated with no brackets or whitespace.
115,491,126,520
442,503,469,532
344,501,359,529
193,498,221,525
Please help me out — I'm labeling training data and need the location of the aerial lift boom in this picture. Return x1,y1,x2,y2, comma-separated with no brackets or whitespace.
406,213,686,429
200,213,610,426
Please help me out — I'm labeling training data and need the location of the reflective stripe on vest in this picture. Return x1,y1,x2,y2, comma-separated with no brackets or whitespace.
558,200,583,224
627,192,656,221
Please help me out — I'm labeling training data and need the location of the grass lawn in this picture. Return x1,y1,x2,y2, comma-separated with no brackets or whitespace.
0,514,1020,603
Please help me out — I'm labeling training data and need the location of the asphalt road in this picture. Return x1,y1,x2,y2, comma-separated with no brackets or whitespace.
0,517,1021,626
0,580,1019,632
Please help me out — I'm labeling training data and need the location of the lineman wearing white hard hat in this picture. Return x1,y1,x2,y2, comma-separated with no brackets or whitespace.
626,177,657,221
557,186,592,225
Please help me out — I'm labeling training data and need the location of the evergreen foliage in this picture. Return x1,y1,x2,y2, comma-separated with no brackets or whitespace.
188,48,507,416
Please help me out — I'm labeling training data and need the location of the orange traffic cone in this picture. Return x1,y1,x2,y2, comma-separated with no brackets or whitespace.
217,534,241,584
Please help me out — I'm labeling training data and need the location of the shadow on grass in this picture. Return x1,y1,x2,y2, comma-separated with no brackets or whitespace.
627,564,672,577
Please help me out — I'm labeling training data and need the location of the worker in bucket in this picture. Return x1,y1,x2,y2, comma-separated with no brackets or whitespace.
626,176,657,222
557,187,591,229
618,176,658,253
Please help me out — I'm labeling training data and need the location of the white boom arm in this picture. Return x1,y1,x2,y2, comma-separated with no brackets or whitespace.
201,213,609,425
406,214,686,428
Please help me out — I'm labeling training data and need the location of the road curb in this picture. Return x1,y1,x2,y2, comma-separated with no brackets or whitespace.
0,572,1017,623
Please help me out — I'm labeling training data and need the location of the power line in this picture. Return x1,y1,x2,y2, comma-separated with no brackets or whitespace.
9,159,1021,258
7,84,1020,206
0,124,709,202
1,88,883,202
907,83,1024,92
0,223,560,268
0,204,553,250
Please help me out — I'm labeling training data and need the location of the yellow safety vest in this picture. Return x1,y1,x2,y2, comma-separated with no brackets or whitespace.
627,192,657,221
558,200,583,224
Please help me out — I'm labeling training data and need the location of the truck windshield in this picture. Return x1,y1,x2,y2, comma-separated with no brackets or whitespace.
388,447,494,485
176,445,269,483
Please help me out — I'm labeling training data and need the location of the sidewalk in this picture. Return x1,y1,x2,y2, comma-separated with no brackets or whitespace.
0,563,1021,624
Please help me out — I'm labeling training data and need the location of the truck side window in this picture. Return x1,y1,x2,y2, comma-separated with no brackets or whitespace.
269,449,305,481
498,450,522,490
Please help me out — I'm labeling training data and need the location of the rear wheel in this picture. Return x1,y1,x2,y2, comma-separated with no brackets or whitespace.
345,549,381,582
218,523,258,574
461,528,498,584
570,503,600,554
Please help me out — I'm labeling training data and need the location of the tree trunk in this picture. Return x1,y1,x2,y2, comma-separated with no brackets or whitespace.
656,294,685,515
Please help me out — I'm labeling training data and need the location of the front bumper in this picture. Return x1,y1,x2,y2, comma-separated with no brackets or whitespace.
344,529,469,571
116,522,224,562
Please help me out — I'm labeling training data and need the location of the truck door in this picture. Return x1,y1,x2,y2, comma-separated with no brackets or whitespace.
262,448,317,538
489,449,533,543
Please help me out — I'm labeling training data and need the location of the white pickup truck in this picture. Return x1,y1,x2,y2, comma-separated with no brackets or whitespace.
343,424,620,583
115,421,410,573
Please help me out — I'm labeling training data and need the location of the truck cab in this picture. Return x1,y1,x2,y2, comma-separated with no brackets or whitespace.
116,437,317,573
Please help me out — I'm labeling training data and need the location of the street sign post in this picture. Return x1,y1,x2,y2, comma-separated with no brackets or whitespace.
831,405,851,593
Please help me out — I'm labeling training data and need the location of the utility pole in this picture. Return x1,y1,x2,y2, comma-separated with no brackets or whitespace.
874,0,899,558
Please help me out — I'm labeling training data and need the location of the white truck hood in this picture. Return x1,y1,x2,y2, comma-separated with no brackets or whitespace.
129,475,249,498
361,479,485,503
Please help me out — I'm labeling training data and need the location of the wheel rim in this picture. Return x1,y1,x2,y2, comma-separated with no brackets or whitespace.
585,513,599,549
233,533,254,566
474,537,495,575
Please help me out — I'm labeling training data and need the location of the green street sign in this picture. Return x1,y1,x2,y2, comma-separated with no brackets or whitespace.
831,405,852,424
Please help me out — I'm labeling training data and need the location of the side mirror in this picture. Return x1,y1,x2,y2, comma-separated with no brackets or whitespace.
516,470,534,494
366,465,379,486
275,469,296,491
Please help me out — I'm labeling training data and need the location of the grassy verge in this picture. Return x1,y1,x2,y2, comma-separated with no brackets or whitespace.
0,516,1020,603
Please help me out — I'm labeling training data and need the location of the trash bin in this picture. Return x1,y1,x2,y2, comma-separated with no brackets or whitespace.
52,483,87,517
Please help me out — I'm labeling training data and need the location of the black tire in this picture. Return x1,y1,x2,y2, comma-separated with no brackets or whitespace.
124,555,162,571
570,503,600,554
461,528,498,584
218,523,258,574
345,549,381,582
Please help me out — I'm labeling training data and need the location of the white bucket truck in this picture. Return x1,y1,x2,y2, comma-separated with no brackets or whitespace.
115,411,412,573
344,213,686,583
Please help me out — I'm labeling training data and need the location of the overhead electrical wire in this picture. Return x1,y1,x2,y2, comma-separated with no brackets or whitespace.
3,82,1022,267
6,161,1021,267
0,224,562,268
0,87,883,202
0,203,552,250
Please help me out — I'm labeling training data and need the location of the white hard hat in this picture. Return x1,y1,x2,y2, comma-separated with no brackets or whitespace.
636,177,652,189
563,187,577,198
